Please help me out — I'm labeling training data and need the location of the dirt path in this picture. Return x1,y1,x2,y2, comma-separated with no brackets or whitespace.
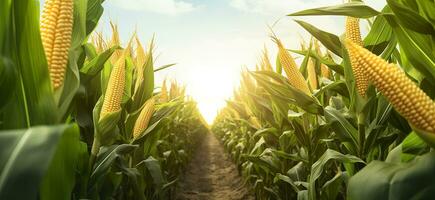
176,133,254,200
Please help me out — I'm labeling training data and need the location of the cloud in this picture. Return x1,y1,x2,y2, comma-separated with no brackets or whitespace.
111,0,198,15
229,0,322,15
229,0,386,16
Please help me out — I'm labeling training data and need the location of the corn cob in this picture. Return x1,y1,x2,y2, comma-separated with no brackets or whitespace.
345,17,369,96
40,0,74,90
307,59,318,90
346,39,435,132
100,55,125,120
273,37,311,95
133,98,155,139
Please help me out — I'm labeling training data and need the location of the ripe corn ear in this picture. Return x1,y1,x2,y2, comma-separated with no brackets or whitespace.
40,0,74,90
307,59,318,90
346,39,435,132
274,37,311,95
345,17,369,96
100,55,126,120
133,98,155,139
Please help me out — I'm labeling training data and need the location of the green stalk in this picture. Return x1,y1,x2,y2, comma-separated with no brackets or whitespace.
357,112,366,159
89,138,100,170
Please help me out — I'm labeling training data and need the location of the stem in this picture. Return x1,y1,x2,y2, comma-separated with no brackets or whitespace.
357,113,366,158
89,138,101,170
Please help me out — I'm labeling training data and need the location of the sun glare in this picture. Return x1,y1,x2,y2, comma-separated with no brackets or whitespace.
186,67,240,124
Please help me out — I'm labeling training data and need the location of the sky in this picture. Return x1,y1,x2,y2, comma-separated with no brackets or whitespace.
43,0,386,123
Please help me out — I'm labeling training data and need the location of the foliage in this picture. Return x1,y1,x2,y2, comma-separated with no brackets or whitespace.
0,0,207,199
212,0,435,199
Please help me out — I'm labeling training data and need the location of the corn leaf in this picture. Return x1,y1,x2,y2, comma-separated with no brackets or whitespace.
0,125,77,199
294,20,343,57
348,151,435,200
288,2,380,18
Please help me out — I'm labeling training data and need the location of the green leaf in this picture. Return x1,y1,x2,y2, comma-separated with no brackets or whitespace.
251,71,323,114
288,2,380,18
387,0,434,34
0,57,17,110
3,0,58,127
290,49,344,75
0,0,11,49
0,125,75,199
141,156,165,190
363,8,394,55
131,42,154,111
85,0,104,35
154,63,176,72
309,149,364,199
348,151,435,200
89,144,137,192
401,131,428,156
40,124,86,200
412,126,435,149
80,45,120,76
324,106,358,150
384,15,435,83
294,20,343,57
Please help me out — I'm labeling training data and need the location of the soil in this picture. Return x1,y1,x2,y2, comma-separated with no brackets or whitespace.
176,133,254,200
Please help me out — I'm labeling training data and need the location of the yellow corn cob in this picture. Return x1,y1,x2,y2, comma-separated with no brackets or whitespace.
345,17,369,96
320,62,330,79
40,0,74,90
346,40,435,132
273,37,311,95
160,79,168,102
133,98,155,139
307,59,318,90
100,55,125,120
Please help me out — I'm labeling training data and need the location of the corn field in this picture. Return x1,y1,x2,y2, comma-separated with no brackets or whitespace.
1,0,435,200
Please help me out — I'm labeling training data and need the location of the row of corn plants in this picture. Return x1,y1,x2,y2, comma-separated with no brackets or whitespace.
0,0,207,199
212,0,435,199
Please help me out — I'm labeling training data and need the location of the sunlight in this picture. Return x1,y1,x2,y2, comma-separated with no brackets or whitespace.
187,67,240,124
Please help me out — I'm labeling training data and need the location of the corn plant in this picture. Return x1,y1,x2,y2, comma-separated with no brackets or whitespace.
213,0,435,199
0,0,207,199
